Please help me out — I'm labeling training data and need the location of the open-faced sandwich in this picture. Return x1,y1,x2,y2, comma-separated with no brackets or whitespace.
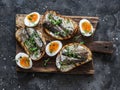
42,11,78,40
56,43,92,72
15,27,46,61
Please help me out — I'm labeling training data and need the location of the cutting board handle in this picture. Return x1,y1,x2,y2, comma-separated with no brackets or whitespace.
87,41,114,54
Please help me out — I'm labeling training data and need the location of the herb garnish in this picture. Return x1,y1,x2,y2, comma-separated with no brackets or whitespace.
64,47,77,58
24,32,39,54
28,17,32,21
54,32,60,35
44,58,50,66
59,61,63,65
73,36,80,41
89,32,92,34
61,29,70,37
80,41,84,45
51,19,62,26
48,14,62,26
64,29,70,34
30,47,38,52
34,51,38,57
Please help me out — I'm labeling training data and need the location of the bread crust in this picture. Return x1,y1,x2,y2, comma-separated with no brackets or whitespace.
56,43,92,72
42,11,79,40
15,29,46,61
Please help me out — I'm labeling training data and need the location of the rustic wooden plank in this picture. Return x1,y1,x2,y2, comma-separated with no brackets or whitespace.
16,61,94,74
64,15,99,20
87,41,114,54
15,14,100,74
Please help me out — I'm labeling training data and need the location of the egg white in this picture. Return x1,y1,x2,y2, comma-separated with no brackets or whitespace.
45,41,62,56
24,12,40,27
15,52,32,69
79,19,94,37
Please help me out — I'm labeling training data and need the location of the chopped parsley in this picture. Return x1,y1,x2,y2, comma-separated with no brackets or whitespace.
64,47,77,58
54,32,60,35
80,41,84,45
24,32,39,54
44,58,50,66
73,36,80,41
48,14,62,26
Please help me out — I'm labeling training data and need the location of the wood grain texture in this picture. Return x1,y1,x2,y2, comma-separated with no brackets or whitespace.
87,41,114,54
16,14,100,74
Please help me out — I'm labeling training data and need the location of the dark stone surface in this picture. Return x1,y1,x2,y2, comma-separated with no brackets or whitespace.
0,0,120,90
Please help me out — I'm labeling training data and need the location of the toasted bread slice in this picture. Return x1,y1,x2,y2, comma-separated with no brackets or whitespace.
42,11,78,40
56,43,92,72
15,28,46,61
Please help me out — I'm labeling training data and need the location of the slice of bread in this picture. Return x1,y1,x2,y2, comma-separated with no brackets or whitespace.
56,43,92,72
42,11,78,40
15,28,46,61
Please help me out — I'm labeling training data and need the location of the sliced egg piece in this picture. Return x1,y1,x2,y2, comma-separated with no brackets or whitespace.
45,41,62,56
15,52,32,69
24,12,40,27
79,19,94,37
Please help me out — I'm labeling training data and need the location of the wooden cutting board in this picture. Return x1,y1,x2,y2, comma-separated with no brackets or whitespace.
16,14,113,74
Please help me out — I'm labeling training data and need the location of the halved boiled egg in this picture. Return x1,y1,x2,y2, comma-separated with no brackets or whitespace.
15,52,32,69
79,19,94,37
45,41,62,56
24,12,40,27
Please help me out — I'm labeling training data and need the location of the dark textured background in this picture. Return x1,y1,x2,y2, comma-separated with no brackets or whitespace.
0,0,120,90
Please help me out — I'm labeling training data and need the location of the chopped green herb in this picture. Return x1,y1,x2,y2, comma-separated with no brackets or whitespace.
48,14,52,19
33,32,39,37
61,32,67,36
51,19,62,26
24,32,40,54
72,53,77,58
28,17,32,21
84,30,89,33
51,19,56,25
80,41,84,44
56,19,62,25
61,29,70,37
50,50,53,53
29,47,38,52
24,40,30,46
48,14,62,26
89,32,92,34
44,58,50,66
64,47,77,58
54,32,60,35
18,56,22,61
65,29,70,34
34,51,38,57
59,61,63,65
73,36,80,41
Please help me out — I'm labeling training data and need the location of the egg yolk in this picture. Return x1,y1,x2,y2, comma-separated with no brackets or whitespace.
49,42,59,53
20,56,30,67
82,21,92,32
28,13,38,22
